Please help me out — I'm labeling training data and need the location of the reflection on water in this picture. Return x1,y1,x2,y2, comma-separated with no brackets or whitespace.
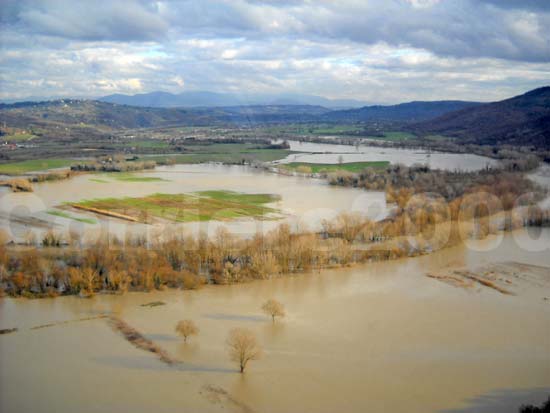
1,229,549,413
203,313,266,322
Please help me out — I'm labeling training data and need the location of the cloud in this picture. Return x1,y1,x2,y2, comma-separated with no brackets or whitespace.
0,0,548,101
4,0,168,41
170,76,185,88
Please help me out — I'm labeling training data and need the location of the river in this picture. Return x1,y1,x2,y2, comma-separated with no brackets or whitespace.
1,229,549,413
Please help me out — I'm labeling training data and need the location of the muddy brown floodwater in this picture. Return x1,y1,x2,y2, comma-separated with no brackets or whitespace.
1,228,549,413
0,163,387,242
279,140,498,171
0,143,498,243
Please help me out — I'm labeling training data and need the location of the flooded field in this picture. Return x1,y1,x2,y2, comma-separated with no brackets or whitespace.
0,143,497,242
0,163,386,241
1,229,549,413
278,141,497,171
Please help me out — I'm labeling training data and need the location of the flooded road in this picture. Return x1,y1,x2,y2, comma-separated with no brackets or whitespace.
1,229,549,413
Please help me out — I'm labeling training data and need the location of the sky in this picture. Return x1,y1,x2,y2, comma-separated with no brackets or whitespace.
0,0,549,104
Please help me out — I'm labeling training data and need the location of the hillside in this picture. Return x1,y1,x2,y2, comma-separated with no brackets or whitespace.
100,91,369,109
324,100,482,122
411,87,550,148
0,100,330,132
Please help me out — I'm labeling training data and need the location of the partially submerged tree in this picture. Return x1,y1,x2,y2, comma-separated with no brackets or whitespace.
226,328,262,373
175,319,199,343
262,299,285,323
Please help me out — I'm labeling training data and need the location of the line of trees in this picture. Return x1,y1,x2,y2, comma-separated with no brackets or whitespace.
71,155,156,172
292,135,546,170
0,167,548,298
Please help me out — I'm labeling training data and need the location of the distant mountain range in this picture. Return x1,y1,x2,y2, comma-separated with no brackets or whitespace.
1,86,548,149
410,86,550,147
99,91,371,109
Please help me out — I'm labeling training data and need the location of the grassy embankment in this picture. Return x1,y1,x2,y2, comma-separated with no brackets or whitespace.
282,161,390,173
68,190,281,223
0,159,74,175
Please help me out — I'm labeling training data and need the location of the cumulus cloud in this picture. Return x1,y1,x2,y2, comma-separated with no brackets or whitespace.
0,0,548,102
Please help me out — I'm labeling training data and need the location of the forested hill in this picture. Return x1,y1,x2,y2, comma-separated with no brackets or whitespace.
410,87,550,148
0,100,330,130
2,87,549,149
0,98,484,131
323,100,482,122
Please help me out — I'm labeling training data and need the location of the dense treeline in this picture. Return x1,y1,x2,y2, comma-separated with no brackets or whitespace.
294,135,546,170
330,164,545,203
0,167,547,298
71,155,156,172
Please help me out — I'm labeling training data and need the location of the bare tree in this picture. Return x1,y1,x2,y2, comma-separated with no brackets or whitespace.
261,299,286,323
226,328,262,373
175,320,199,343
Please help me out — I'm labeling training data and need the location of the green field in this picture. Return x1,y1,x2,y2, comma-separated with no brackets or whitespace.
147,143,293,165
263,124,365,135
47,209,97,224
107,173,169,182
0,159,74,175
130,139,170,149
304,125,365,135
364,131,415,141
283,161,390,173
3,133,37,141
70,190,281,223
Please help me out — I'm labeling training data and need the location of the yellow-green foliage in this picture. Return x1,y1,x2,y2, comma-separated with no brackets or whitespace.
70,190,281,223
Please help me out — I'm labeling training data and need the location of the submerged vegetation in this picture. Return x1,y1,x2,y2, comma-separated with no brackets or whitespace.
262,299,286,323
47,210,97,225
69,190,281,223
108,316,177,365
0,163,548,298
107,173,169,182
329,163,545,203
0,178,33,192
175,320,200,343
226,328,262,373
